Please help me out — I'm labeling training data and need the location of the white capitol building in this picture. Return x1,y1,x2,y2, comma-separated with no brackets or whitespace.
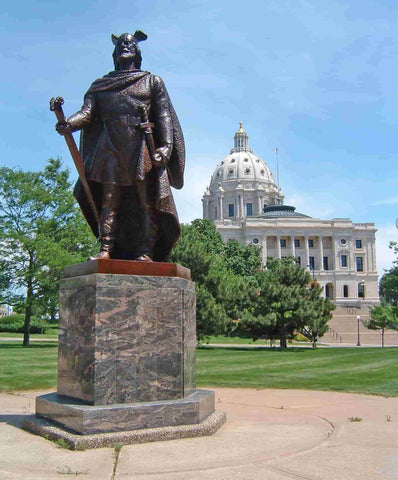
202,123,379,310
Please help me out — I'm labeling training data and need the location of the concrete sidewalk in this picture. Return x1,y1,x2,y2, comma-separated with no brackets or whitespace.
1,387,397,479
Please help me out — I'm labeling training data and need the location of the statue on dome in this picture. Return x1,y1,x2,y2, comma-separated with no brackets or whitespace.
53,30,185,262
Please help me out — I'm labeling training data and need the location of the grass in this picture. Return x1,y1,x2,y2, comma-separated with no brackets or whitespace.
203,334,310,346
196,347,398,397
1,341,397,396
0,342,58,392
0,328,58,339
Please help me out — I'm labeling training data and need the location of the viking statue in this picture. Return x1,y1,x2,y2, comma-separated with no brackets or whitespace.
55,31,185,262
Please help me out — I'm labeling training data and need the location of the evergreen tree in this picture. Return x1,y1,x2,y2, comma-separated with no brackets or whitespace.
299,280,335,347
240,258,331,348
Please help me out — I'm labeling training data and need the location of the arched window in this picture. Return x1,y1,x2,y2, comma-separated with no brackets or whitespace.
358,283,365,298
343,285,349,298
325,284,330,298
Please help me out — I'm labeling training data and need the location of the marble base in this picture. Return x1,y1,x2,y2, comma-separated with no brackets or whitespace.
23,410,226,450
35,389,215,435
57,272,196,405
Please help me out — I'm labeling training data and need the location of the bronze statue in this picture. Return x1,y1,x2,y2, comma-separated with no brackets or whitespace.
54,31,185,262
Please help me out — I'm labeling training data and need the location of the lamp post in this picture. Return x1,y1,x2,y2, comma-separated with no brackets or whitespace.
356,315,361,346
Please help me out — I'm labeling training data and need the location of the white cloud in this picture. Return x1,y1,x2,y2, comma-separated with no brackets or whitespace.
371,197,398,206
173,153,216,224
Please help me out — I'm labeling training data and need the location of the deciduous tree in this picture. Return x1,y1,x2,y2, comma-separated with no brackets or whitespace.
0,159,97,345
364,304,398,347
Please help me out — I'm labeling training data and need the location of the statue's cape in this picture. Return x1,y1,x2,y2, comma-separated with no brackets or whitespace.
73,70,185,261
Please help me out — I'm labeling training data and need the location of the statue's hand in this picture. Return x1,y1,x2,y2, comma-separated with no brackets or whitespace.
152,145,172,168
56,121,72,136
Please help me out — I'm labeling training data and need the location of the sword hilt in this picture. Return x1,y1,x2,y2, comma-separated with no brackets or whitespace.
50,97,67,124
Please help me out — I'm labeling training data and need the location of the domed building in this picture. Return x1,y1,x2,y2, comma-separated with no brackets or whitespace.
202,123,379,316
203,122,284,221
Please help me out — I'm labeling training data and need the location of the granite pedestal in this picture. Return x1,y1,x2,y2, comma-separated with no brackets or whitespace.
26,260,225,444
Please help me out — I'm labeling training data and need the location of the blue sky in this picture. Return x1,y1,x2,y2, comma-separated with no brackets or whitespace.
1,0,397,272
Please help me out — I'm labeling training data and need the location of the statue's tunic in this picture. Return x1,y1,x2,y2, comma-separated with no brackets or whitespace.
69,70,185,261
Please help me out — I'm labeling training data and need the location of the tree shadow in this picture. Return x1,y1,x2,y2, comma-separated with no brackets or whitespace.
0,343,58,349
198,345,309,353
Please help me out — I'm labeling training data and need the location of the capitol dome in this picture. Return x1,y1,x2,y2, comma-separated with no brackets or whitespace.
203,123,283,221
209,122,277,190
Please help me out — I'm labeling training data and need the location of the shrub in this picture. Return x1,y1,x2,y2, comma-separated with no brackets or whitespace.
0,314,49,334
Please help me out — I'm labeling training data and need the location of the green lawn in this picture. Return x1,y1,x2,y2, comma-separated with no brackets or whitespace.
203,335,310,346
197,347,398,397
1,342,397,396
0,342,58,391
0,331,58,339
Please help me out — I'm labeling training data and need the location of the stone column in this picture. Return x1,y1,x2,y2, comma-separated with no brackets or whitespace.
261,236,268,265
276,235,281,259
290,235,295,258
372,241,377,272
304,235,310,269
319,235,324,271
257,193,262,215
349,240,355,272
332,237,338,271
240,195,244,219
219,195,224,220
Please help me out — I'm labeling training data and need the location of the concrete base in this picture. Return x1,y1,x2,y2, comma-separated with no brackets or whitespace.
23,410,226,450
35,389,215,435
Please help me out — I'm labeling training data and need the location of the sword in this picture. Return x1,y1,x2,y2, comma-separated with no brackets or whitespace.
139,105,160,166
50,97,100,226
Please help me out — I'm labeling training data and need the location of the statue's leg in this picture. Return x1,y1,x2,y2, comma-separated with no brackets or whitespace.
134,180,155,262
98,184,122,259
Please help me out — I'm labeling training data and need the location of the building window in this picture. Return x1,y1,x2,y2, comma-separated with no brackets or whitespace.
358,283,365,298
343,285,349,298
246,203,253,216
325,284,330,298
253,238,259,245
280,239,286,248
355,239,362,249
341,255,347,267
230,158,235,163
228,204,234,217
308,239,314,248
244,158,249,162
323,256,329,270
294,239,300,248
228,169,234,176
309,256,315,270
295,257,301,265
356,257,363,272
341,238,347,245
245,168,250,175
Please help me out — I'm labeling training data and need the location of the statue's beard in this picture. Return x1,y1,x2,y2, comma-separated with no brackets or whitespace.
115,54,137,70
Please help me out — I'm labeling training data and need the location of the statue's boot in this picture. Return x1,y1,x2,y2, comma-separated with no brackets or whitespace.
97,207,118,259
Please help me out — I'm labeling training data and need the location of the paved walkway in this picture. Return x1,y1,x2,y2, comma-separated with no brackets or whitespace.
1,387,397,479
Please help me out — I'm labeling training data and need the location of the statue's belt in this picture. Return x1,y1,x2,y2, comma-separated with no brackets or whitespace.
102,114,154,129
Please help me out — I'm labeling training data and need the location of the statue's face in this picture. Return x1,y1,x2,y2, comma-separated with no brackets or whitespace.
115,34,137,63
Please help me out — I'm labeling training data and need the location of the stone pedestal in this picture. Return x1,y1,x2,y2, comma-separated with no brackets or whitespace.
25,261,225,445
56,269,196,405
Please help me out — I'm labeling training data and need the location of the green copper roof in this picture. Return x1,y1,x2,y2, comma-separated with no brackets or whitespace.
259,205,311,219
